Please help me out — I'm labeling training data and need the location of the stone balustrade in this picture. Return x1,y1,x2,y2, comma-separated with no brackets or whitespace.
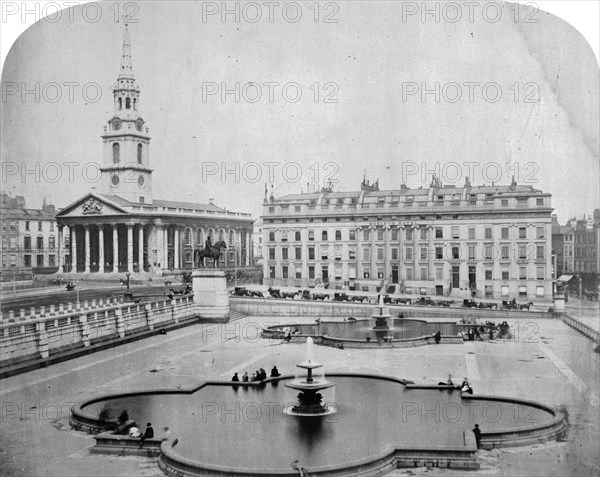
0,296,196,366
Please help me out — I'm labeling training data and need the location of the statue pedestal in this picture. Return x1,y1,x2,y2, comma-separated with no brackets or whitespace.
192,270,229,322
553,296,565,312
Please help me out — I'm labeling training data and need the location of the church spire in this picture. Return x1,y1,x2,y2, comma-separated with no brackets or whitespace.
119,21,135,80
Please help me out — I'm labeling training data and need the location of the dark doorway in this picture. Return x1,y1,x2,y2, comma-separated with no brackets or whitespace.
452,266,460,289
436,285,443,296
468,265,476,290
322,267,329,283
392,266,399,283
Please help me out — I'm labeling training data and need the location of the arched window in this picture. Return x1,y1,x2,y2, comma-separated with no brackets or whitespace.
137,143,143,164
197,229,203,245
229,230,234,245
184,228,191,246
133,98,137,110
126,97,131,109
112,143,120,163
219,229,224,242
118,97,122,109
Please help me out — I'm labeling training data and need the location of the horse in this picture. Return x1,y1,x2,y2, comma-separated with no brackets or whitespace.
519,302,534,310
194,241,227,268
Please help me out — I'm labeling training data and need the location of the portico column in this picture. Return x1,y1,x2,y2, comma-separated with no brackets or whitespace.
57,226,63,271
138,226,144,272
112,224,119,272
248,230,253,265
174,227,180,269
71,226,78,272
247,230,251,266
98,225,105,273
127,224,134,272
163,226,169,269
154,224,162,268
84,224,90,273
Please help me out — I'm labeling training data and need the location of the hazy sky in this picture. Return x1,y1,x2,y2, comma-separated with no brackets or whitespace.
1,1,598,223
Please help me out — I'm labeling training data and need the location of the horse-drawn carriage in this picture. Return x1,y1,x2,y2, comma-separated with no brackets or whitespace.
502,300,532,310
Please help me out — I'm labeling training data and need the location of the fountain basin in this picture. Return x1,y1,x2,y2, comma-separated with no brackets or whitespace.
262,317,462,348
72,374,567,476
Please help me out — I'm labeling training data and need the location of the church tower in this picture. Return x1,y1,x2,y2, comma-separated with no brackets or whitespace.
100,23,153,204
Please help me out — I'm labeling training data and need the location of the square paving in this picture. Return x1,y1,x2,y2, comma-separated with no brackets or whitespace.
1,314,598,477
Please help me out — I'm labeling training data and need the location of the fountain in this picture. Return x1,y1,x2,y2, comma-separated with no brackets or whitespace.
372,295,392,331
284,337,336,417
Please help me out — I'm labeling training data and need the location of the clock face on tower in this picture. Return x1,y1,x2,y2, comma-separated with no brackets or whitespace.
138,176,144,187
112,118,122,130
135,118,144,132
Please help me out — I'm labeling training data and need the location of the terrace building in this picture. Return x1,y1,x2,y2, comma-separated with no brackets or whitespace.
0,193,69,279
551,217,574,278
262,176,554,301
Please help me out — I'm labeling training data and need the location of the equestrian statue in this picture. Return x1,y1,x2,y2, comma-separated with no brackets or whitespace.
194,236,227,268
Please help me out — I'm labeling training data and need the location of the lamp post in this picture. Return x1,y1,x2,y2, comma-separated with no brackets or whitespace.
124,271,133,301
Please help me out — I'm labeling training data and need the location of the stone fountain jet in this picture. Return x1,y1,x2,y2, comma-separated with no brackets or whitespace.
372,294,392,331
284,338,336,417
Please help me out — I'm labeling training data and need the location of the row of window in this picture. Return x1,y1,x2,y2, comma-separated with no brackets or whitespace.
574,233,598,243
574,261,597,273
1,221,53,234
574,248,597,258
21,236,57,250
267,243,547,262
268,225,546,242
1,254,56,268
267,264,547,281
268,197,545,212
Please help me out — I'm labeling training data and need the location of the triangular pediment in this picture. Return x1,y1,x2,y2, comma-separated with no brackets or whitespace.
56,193,130,218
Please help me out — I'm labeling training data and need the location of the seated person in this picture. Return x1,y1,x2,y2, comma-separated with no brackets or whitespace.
460,378,473,394
129,425,141,438
270,366,281,377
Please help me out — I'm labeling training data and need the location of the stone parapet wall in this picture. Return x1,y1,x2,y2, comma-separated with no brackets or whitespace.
231,298,552,322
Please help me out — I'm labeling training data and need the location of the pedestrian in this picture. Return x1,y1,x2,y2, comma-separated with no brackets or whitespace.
283,326,292,343
434,330,441,344
232,372,240,382
140,422,154,447
129,425,141,438
259,368,267,380
242,371,249,382
472,423,482,448
270,366,281,378
161,427,171,440
251,372,258,381
118,410,129,424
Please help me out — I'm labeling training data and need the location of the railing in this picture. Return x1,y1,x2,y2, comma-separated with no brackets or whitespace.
555,312,599,342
